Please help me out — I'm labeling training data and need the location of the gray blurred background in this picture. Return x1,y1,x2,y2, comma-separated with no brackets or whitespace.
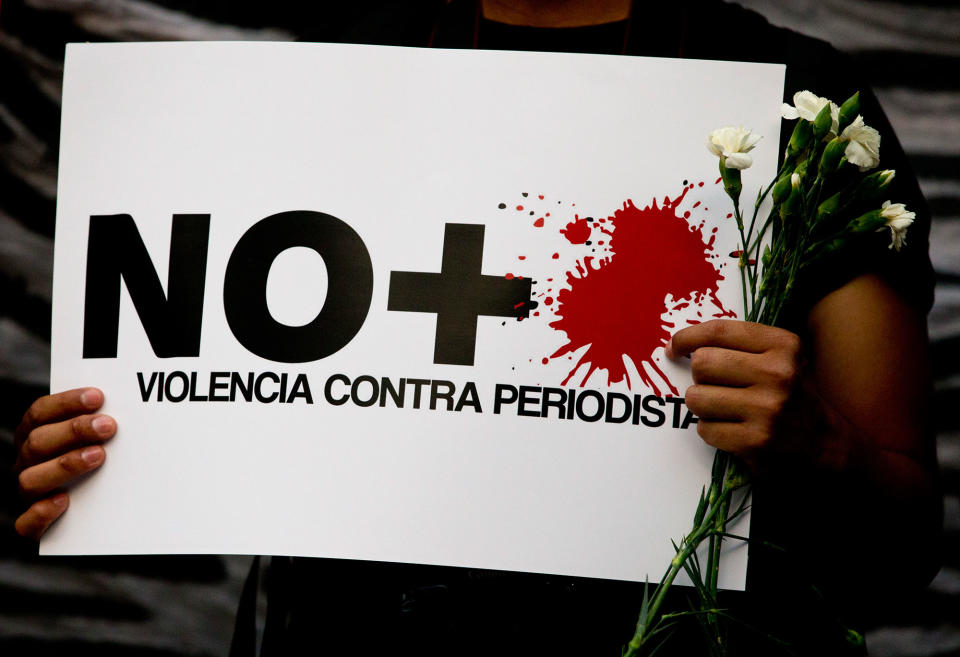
1,1,957,655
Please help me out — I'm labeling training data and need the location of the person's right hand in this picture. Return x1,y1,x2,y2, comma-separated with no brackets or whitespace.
13,388,116,540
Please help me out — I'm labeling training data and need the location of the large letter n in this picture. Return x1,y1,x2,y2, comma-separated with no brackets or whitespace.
82,214,210,358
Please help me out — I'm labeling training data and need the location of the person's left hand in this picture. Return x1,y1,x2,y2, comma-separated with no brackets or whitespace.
666,319,815,471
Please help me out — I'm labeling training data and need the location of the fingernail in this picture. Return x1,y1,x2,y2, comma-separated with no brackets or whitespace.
91,415,113,436
51,493,69,508
80,389,102,408
81,446,104,466
664,341,675,359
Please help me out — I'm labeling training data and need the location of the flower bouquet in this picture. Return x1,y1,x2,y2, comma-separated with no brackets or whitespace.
623,90,914,656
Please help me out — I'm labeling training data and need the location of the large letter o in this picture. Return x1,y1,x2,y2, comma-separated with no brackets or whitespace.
224,211,373,363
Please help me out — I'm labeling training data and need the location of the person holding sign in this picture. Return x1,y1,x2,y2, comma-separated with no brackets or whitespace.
13,1,940,655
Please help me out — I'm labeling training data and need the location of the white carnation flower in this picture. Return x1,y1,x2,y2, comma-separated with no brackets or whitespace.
879,200,914,251
706,126,761,170
841,115,881,171
781,90,839,134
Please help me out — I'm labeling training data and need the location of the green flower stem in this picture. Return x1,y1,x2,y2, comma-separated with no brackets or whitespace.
708,492,731,594
733,205,751,315
625,456,745,656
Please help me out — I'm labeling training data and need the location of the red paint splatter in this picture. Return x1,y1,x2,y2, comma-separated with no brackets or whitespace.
538,195,544,200
551,253,559,259
545,212,550,217
518,255,526,260
505,273,514,280
533,218,545,227
560,215,591,244
514,302,525,310
542,357,549,364
516,205,524,211
715,177,722,185
548,189,726,394
698,181,705,187
544,296,554,305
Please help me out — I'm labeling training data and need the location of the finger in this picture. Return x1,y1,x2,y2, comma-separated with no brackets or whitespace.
669,320,799,358
15,388,105,448
18,414,116,470
14,493,69,541
696,420,747,452
684,384,753,421
689,347,766,386
18,446,106,499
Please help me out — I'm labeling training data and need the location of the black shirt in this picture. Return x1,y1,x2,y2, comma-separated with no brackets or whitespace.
234,3,935,656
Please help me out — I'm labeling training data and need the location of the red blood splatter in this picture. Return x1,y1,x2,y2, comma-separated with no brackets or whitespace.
516,205,524,211
505,273,514,280
560,215,591,244
548,189,726,394
552,253,559,259
533,218,545,227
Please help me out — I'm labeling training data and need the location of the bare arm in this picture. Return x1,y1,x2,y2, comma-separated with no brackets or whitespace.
669,273,940,587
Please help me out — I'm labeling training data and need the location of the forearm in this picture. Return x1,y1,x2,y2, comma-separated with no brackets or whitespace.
768,374,942,589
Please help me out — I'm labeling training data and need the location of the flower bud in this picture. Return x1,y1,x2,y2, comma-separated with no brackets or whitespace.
819,137,848,175
780,184,803,220
837,91,860,134
787,119,813,157
761,244,772,268
813,102,833,141
849,209,886,234
771,171,793,203
816,192,842,223
853,169,897,204
719,157,742,204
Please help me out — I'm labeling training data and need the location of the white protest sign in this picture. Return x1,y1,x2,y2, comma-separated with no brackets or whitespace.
48,42,783,590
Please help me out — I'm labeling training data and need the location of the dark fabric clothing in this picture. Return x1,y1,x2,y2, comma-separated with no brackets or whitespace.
235,2,936,655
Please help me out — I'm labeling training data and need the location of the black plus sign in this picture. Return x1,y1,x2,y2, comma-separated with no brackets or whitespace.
388,223,533,366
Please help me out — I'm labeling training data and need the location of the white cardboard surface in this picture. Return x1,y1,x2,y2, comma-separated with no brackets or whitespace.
47,42,784,590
